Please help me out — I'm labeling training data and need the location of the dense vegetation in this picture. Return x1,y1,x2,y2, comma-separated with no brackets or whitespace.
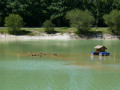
66,9,94,32
42,20,55,34
4,14,24,34
103,10,120,34
0,0,120,27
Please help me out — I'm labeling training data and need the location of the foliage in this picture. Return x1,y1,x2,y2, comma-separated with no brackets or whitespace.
4,14,24,34
0,0,120,27
0,17,1,26
42,20,55,34
103,10,120,34
66,9,94,32
0,17,1,23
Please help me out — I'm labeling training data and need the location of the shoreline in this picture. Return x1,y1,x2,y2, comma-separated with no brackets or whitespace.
0,33,120,41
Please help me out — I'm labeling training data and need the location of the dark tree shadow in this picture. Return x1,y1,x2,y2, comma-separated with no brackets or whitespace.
46,31,58,34
76,31,103,39
10,30,31,35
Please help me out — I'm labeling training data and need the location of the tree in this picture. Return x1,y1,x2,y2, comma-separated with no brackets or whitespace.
1,0,120,27
48,0,69,27
66,9,94,32
42,20,55,34
112,0,120,10
4,14,24,34
103,10,120,34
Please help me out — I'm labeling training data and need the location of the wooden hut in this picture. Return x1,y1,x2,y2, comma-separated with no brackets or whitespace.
94,45,107,55
94,45,107,52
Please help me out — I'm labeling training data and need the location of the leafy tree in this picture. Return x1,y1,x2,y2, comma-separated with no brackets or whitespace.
1,0,120,27
42,20,55,34
112,0,120,10
66,9,94,32
48,0,70,27
4,14,24,34
103,10,120,34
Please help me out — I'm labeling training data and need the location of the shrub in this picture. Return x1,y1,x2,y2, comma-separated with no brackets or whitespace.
61,27,68,29
42,20,55,34
66,9,95,33
4,14,24,34
103,10,120,34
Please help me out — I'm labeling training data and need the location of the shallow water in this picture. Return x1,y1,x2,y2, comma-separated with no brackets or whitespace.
0,40,120,90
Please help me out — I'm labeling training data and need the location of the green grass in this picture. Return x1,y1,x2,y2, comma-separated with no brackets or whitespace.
0,27,8,34
22,27,110,34
0,27,111,35
91,27,111,34
22,27,77,33
55,27,77,33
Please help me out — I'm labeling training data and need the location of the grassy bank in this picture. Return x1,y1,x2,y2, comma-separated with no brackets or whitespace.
0,27,111,35
22,27,111,34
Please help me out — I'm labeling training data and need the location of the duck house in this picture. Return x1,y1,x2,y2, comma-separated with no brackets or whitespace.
91,45,110,56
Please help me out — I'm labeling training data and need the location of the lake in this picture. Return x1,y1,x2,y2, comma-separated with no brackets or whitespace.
0,40,120,90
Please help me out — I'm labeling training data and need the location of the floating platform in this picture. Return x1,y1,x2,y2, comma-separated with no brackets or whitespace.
91,51,110,56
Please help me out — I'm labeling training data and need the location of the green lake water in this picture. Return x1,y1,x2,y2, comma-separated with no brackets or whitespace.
0,40,120,90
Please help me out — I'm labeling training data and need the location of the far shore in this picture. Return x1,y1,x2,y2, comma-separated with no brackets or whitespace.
0,33,119,41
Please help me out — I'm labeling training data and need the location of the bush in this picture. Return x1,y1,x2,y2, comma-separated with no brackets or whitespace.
66,9,94,33
4,14,24,34
103,10,120,34
61,27,68,29
42,20,55,34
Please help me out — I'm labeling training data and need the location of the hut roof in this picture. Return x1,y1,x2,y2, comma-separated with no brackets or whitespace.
94,45,107,49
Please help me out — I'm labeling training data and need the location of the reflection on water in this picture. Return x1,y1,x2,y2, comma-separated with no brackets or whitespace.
90,52,119,62
91,55,109,61
0,40,120,90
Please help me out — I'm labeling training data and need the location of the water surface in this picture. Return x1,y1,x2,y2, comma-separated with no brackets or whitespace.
0,40,120,90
